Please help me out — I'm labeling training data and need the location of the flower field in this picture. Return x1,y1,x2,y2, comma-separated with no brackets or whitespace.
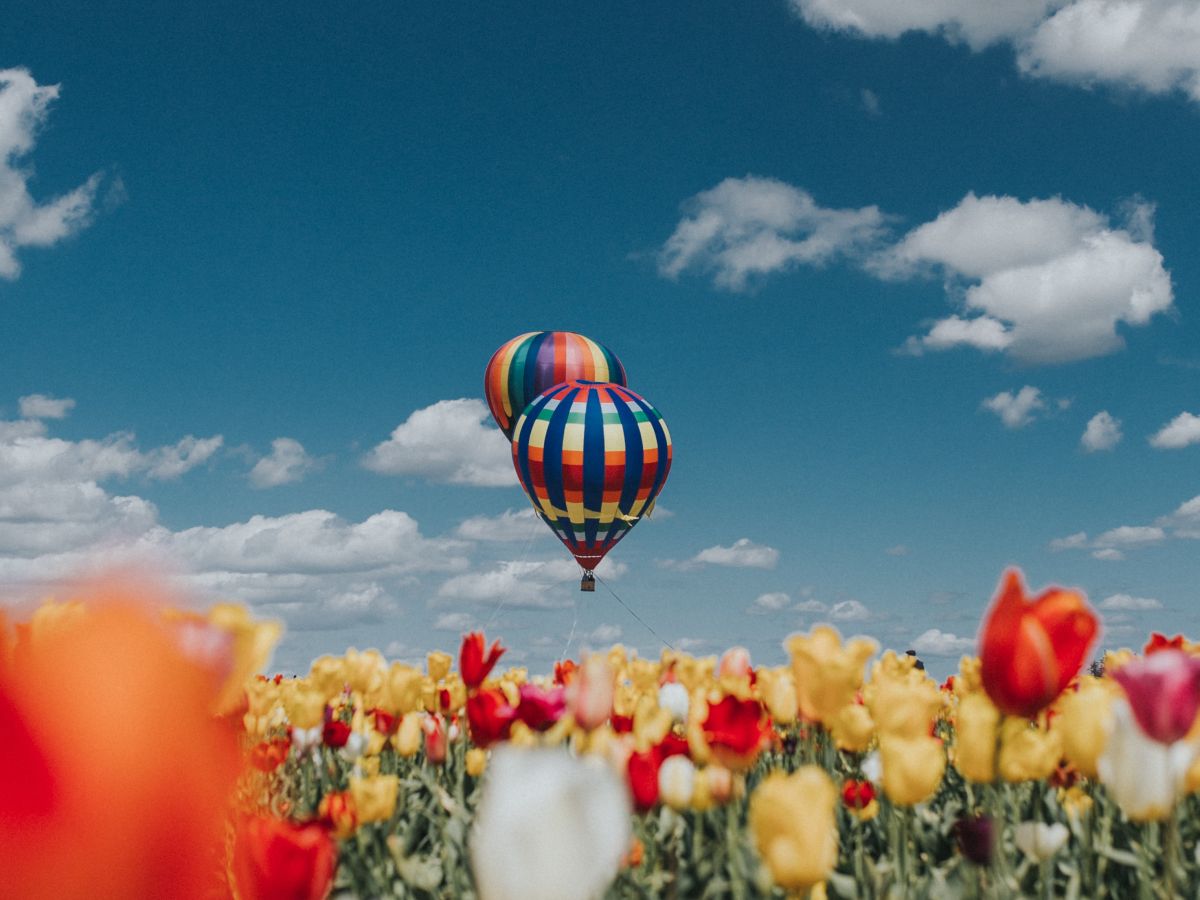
5,569,1200,899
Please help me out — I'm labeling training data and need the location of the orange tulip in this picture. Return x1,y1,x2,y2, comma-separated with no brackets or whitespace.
979,569,1098,718
233,815,337,900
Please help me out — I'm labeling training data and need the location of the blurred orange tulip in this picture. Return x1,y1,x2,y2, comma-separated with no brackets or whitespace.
233,815,336,900
1,593,243,899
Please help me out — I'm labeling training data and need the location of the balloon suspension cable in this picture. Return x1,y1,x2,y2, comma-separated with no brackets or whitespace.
594,573,675,652
561,591,580,662
485,512,542,630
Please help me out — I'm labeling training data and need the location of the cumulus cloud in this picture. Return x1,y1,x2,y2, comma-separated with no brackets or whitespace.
657,176,888,291
0,69,104,279
1081,411,1122,451
910,628,977,657
1149,412,1200,449
434,611,476,632
455,507,546,542
362,399,513,487
884,195,1173,363
884,544,909,556
794,598,829,613
749,591,792,614
18,394,75,419
437,558,626,610
829,599,870,621
789,1,1200,103
1100,593,1163,610
587,623,623,643
690,538,780,569
1157,494,1200,539
145,435,224,480
249,437,319,488
1092,548,1124,561
982,386,1046,429
1050,523,1167,560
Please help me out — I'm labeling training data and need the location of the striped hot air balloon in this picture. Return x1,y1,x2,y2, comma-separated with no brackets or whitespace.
484,332,627,440
512,380,671,582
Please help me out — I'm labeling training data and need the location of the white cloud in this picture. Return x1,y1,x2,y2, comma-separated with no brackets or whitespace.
884,544,909,556
883,195,1173,363
829,599,870,621
860,88,882,115
1149,412,1200,449
434,611,476,632
165,509,468,576
587,623,623,643
789,1,1200,104
1158,494,1200,538
18,394,75,419
910,628,977,657
249,437,318,488
691,538,780,569
1081,411,1123,451
982,386,1046,429
145,435,224,480
362,399,513,487
789,0,1052,49
1100,593,1163,610
1095,525,1166,547
657,176,887,291
1019,1,1200,102
1093,548,1125,560
1049,531,1089,551
0,69,103,279
437,558,627,610
455,507,546,542
794,598,829,613
751,591,792,613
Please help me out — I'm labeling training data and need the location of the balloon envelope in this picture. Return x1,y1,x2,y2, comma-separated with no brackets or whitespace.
512,380,671,571
484,332,627,440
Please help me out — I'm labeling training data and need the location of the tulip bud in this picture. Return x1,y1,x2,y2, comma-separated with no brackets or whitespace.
657,682,690,722
466,747,488,777
570,655,615,732
658,755,696,811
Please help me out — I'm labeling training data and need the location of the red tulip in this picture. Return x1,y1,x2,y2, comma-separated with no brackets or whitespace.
322,719,351,748
423,713,449,764
1112,650,1200,744
515,683,566,732
460,631,505,689
1144,633,1186,656
466,688,516,747
979,568,1098,718
627,748,661,812
702,695,770,769
233,816,336,900
841,778,876,810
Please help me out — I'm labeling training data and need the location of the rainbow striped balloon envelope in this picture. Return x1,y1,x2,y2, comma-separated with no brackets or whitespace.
512,380,671,572
484,332,627,440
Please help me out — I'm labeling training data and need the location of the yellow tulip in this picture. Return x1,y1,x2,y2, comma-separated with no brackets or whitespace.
467,747,488,777
1055,679,1112,779
309,655,346,700
879,735,945,805
359,755,381,776
953,692,1000,783
954,656,984,696
749,767,838,893
427,650,452,683
342,648,386,695
350,774,399,823
998,717,1062,783
203,602,283,713
1059,785,1094,822
786,626,877,725
387,663,424,714
828,703,875,753
395,714,423,757
868,675,941,741
281,680,327,729
443,674,467,714
757,667,798,726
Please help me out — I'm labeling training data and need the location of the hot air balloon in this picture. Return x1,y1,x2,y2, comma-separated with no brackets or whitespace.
484,332,627,440
512,380,671,590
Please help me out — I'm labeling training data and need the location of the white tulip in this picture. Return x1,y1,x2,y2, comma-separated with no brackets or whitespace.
1097,698,1198,822
658,682,690,721
471,746,631,900
658,754,697,811
1014,822,1069,862
861,750,882,785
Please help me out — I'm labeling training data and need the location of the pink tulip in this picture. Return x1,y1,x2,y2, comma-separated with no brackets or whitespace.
568,656,614,732
1112,650,1200,744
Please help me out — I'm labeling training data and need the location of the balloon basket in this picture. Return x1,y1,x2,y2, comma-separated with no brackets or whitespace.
580,572,596,592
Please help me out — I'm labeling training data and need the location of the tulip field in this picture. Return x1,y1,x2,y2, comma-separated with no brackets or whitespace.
6,569,1200,899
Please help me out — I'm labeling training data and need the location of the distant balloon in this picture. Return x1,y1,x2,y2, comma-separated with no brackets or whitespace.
484,332,627,440
512,380,671,575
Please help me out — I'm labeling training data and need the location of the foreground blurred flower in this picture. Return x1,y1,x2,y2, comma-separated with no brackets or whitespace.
658,754,697,811
749,766,838,894
878,735,945,805
1014,822,1069,863
1112,650,1200,744
0,594,245,898
979,568,1098,719
1098,697,1197,821
461,631,506,689
471,746,630,900
233,816,336,900
569,655,615,731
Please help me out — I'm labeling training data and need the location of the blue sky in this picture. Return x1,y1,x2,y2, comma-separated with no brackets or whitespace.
2,0,1198,675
